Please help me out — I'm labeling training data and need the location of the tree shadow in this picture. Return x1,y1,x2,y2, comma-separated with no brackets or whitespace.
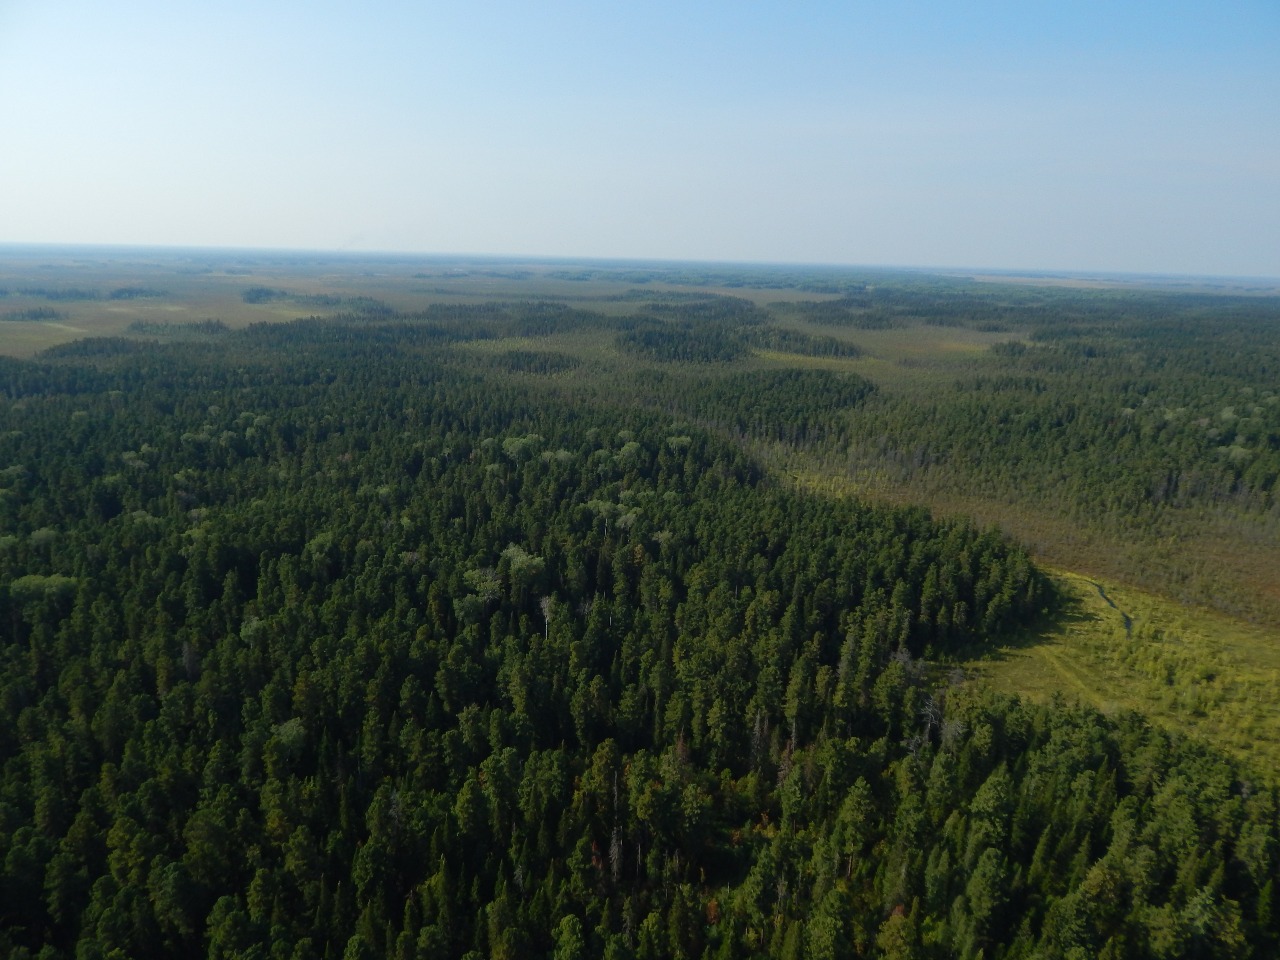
950,581,1101,664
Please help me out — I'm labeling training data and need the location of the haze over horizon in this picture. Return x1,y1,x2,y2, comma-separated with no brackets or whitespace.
1,0,1277,278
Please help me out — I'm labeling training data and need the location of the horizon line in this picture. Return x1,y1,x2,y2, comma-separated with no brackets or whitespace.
0,240,1277,286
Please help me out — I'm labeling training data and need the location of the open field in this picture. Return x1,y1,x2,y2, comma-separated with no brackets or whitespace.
972,568,1280,772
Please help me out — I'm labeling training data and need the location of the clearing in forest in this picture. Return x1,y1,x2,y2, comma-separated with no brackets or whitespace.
973,569,1280,774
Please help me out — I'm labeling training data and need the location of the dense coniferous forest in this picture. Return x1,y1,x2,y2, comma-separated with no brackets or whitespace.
830,293,1280,518
1,260,1279,958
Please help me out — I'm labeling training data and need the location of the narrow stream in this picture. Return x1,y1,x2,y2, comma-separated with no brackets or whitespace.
1090,581,1133,637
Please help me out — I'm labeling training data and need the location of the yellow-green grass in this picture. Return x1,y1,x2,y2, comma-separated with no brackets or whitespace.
763,321,1027,392
751,349,866,372
463,335,629,387
0,320,98,357
973,569,1280,773
0,296,278,357
781,318,1024,354
830,323,1022,361
782,465,1280,773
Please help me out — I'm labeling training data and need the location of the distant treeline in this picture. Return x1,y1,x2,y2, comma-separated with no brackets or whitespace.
1,307,65,322
125,319,232,337
241,287,393,316
0,286,166,301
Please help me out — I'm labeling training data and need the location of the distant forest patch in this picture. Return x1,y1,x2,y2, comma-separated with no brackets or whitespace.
126,319,231,337
1,307,65,322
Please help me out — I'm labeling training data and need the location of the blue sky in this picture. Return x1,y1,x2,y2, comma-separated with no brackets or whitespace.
1,0,1276,276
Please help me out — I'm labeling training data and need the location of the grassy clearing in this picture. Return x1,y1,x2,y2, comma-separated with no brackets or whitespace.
0,321,96,357
767,321,1026,392
833,322,1020,360
783,466,1280,772
751,349,865,372
972,569,1280,772
455,330,623,361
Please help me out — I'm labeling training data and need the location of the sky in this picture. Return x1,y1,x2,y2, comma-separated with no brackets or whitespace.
0,1,1277,276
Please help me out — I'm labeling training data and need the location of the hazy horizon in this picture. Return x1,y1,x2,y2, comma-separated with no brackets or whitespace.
4,241,1279,287
2,1,1277,278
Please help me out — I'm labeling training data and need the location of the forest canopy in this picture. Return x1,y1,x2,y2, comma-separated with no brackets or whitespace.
0,269,1278,959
